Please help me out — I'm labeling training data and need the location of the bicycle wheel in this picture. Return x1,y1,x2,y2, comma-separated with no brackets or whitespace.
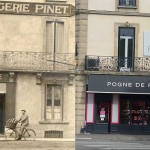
23,129,36,141
4,129,17,141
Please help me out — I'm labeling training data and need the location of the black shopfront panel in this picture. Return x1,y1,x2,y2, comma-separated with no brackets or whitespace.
88,75,150,94
87,75,150,134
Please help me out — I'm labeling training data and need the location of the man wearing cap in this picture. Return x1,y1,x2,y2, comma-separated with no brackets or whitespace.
16,110,29,140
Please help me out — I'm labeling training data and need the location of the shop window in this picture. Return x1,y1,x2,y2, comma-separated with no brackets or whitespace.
120,96,150,126
120,100,131,124
46,21,64,53
119,0,136,7
96,102,110,123
46,85,62,121
132,101,143,125
143,102,150,125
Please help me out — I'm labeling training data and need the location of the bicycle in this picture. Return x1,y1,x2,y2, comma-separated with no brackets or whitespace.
4,119,36,141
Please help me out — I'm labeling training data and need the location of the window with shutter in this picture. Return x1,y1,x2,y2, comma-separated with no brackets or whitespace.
46,21,64,53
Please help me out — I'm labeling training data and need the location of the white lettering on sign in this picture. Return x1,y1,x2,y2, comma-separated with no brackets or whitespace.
107,82,150,88
136,83,145,88
0,2,30,13
35,4,69,14
35,4,43,13
0,1,74,16
107,82,132,87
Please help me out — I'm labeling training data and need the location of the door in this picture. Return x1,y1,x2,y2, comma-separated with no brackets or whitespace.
95,94,111,133
118,27,135,71
0,95,5,134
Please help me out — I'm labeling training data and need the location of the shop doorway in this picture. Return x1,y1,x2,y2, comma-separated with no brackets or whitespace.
0,95,5,134
94,94,112,133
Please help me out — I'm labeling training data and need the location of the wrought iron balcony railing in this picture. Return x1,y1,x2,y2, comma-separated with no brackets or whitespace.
85,56,150,73
0,51,75,72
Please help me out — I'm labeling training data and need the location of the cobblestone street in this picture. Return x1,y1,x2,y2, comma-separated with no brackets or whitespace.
0,140,75,150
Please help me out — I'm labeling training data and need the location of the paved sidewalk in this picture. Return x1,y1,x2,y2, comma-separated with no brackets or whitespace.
76,133,150,142
0,134,75,142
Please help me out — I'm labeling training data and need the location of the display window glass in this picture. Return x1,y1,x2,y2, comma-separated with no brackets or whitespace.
96,102,110,123
120,95,150,126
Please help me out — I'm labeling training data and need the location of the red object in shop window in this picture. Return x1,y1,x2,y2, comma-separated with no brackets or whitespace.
133,101,143,106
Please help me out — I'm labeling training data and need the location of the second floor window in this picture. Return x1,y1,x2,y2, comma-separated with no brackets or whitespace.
119,0,136,7
46,21,64,53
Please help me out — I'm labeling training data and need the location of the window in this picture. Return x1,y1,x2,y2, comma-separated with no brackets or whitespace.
119,0,136,7
118,27,135,71
120,99,131,124
46,21,64,53
120,95,150,125
46,85,63,121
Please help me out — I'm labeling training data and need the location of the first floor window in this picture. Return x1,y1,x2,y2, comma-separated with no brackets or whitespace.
119,0,136,7
46,85,63,121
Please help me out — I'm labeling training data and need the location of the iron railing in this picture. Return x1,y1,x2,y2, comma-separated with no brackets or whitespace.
85,56,150,72
0,51,75,72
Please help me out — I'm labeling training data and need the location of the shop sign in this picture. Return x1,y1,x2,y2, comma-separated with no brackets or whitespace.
88,75,150,94
0,1,75,17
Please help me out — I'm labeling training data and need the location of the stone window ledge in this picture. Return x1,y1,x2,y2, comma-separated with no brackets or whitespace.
117,6,137,9
39,121,69,124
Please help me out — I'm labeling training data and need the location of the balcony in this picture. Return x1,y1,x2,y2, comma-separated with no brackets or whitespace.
85,56,150,73
0,51,75,72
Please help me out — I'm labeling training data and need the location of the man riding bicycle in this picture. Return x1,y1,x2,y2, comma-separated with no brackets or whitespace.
16,110,29,140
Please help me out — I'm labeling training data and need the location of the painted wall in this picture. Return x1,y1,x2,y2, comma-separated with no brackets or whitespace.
88,0,150,13
87,15,150,57
88,0,115,11
15,73,75,138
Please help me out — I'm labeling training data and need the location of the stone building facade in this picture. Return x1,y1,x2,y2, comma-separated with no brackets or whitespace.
76,0,150,134
0,0,75,139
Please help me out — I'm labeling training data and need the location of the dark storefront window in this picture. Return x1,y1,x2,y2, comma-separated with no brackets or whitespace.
95,94,111,124
120,95,150,125
96,102,110,123
132,101,143,125
144,102,150,125
120,100,131,124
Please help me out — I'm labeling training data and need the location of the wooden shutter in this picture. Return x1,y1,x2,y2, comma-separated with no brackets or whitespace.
5,83,16,121
55,22,64,53
46,22,54,53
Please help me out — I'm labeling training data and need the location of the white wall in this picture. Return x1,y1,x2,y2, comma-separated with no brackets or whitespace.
88,0,115,11
15,74,41,125
87,15,150,57
0,15,43,52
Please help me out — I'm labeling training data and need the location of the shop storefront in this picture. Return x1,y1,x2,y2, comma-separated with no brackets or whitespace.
86,75,150,134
